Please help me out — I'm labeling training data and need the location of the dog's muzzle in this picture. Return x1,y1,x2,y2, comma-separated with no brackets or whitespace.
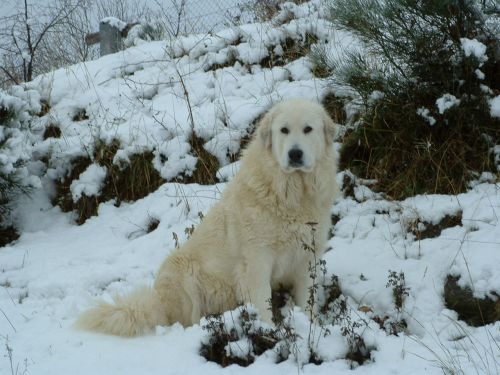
288,148,304,167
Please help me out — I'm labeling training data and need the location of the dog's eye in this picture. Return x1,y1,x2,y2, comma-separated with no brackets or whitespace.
280,127,289,134
304,126,312,134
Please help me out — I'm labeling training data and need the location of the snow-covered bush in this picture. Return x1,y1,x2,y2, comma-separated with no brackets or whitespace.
200,272,374,368
53,141,167,225
0,91,35,227
200,305,281,367
317,0,500,199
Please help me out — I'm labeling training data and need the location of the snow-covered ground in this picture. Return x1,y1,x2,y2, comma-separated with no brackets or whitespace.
2,179,500,374
1,1,499,374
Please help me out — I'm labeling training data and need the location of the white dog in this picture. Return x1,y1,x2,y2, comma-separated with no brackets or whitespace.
75,99,339,336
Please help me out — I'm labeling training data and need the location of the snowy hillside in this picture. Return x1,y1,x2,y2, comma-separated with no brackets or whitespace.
1,1,499,374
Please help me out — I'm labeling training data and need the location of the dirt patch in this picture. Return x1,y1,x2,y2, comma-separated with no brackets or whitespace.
0,226,20,247
43,124,62,139
38,100,51,117
53,155,93,215
411,212,462,240
72,108,89,121
444,275,499,327
146,217,160,233
185,135,220,185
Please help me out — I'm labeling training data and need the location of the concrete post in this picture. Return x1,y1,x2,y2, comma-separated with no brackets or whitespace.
99,18,125,56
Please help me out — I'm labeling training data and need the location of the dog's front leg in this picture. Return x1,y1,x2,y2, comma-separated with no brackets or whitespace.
292,271,310,310
292,261,318,317
236,258,273,324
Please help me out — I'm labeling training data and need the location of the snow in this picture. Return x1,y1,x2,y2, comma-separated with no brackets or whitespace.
2,179,499,374
14,0,343,185
216,161,240,182
435,93,460,114
100,17,128,31
226,338,252,359
493,145,500,171
70,164,108,201
1,1,499,374
490,95,500,119
416,107,436,125
368,90,384,102
460,38,488,64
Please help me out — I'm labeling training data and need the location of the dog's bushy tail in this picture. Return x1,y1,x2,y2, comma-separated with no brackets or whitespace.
74,287,168,337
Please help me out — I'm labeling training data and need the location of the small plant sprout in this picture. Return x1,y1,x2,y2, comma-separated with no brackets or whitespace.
386,270,410,311
380,270,410,336
303,222,329,363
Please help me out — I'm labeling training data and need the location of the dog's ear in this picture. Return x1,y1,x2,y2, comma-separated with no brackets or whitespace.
323,110,337,145
257,107,275,150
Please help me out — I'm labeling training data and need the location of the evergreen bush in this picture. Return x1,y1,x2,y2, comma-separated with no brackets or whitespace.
318,0,500,198
0,91,36,236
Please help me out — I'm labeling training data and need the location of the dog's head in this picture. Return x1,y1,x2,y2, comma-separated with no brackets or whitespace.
257,99,336,173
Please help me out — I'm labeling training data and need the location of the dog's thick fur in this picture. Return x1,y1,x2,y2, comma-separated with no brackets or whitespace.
75,99,339,336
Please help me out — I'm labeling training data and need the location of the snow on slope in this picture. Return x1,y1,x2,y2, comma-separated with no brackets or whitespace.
1,1,499,374
23,0,350,185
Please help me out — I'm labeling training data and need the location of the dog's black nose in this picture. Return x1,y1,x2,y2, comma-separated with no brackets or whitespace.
288,148,303,165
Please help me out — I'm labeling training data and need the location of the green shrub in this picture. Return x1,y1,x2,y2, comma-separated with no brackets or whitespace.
0,92,34,235
318,0,500,198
